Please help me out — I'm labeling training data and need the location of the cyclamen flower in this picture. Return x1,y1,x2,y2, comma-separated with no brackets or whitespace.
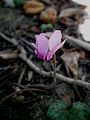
33,30,66,60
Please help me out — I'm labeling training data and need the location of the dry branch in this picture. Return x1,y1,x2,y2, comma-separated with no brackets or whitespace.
0,32,90,89
19,53,90,90
65,35,90,51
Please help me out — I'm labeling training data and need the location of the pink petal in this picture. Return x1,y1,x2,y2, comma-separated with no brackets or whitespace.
47,40,66,60
35,34,49,60
49,30,62,50
40,33,47,36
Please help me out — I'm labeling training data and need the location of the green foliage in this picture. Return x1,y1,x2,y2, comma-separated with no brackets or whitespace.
47,100,90,120
46,24,53,29
40,24,53,32
14,0,25,6
40,24,47,32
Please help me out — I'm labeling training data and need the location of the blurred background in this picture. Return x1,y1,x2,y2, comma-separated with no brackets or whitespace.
74,0,90,41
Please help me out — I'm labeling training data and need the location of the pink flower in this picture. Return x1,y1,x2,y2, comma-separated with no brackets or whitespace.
33,30,66,60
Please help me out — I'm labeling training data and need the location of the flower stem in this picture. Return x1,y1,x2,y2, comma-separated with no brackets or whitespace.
53,54,57,88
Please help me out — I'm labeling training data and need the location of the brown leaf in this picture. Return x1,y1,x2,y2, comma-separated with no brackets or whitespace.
79,50,85,59
40,7,57,24
61,52,80,77
23,0,45,14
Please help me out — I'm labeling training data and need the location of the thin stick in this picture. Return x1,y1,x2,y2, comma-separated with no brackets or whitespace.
19,53,90,90
65,35,90,51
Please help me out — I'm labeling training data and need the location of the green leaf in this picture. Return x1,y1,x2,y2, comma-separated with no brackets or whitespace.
71,102,90,120
47,100,68,120
40,24,53,32
47,100,90,120
40,24,47,32
47,24,53,29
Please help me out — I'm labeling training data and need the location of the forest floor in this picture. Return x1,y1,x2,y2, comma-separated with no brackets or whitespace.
0,0,90,120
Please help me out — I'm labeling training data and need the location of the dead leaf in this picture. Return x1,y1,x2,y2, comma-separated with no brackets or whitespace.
79,50,85,59
23,0,45,14
40,7,57,24
59,8,86,18
60,17,76,26
61,52,80,77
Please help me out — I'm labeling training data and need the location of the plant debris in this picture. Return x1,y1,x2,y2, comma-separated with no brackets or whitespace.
0,0,90,120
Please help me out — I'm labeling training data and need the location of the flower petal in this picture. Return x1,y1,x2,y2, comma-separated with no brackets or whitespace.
35,33,49,60
49,30,62,50
47,40,66,60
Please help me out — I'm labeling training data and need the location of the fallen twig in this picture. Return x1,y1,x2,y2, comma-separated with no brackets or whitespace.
0,32,18,46
65,35,90,51
19,53,90,90
0,88,49,104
